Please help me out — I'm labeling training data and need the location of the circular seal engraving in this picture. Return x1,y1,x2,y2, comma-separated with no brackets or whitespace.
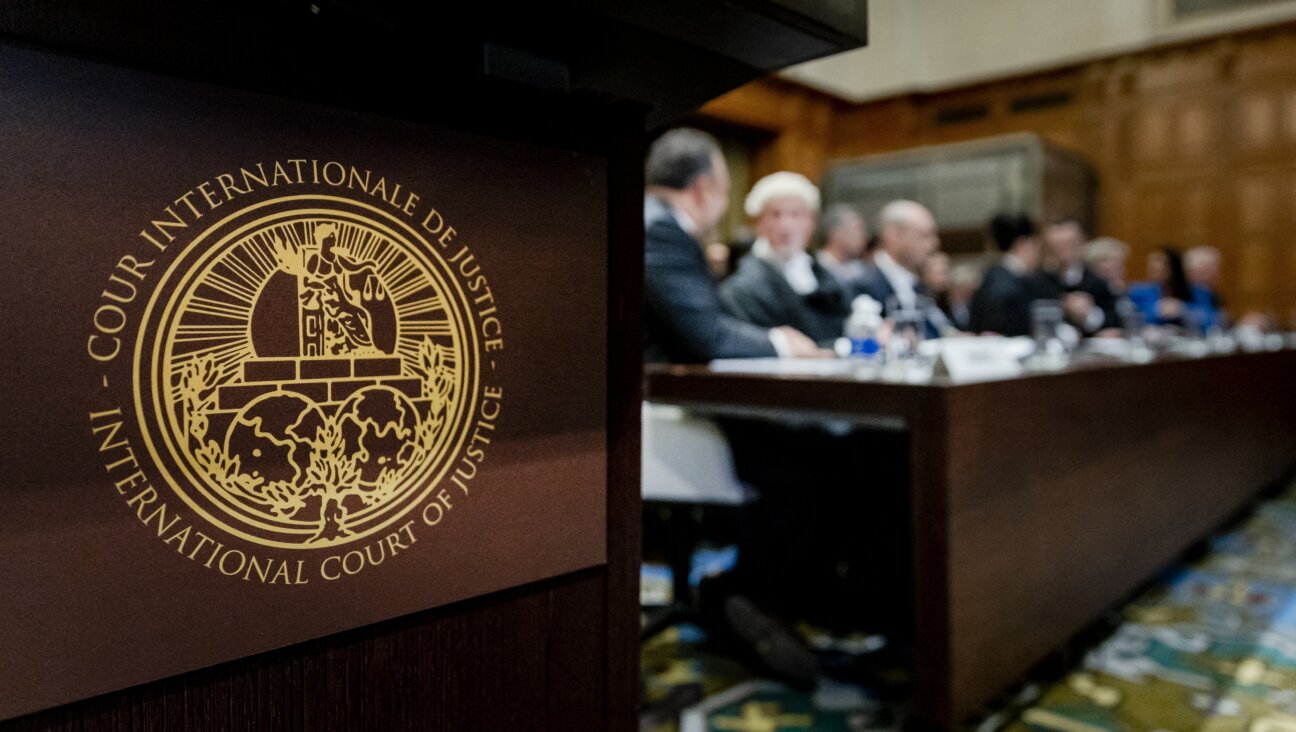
134,195,479,549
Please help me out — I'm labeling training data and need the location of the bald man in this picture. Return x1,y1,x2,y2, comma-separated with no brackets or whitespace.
856,199,947,336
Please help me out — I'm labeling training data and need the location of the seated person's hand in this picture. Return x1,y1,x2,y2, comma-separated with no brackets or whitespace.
1062,291,1094,323
774,326,832,358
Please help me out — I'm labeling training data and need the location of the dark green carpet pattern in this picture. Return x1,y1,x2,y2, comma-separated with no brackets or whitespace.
643,480,1296,731
1006,481,1296,731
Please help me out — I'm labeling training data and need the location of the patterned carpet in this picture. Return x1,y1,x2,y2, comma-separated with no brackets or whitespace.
642,481,1296,731
640,623,897,731
1005,481,1296,731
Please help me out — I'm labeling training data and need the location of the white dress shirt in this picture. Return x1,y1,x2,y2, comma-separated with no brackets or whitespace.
873,250,919,310
752,238,819,296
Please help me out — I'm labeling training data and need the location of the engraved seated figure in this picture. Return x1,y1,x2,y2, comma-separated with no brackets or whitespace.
299,221,394,356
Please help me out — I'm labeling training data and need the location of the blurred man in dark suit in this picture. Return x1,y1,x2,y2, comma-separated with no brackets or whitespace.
945,262,981,332
643,129,820,362
642,129,825,688
1039,218,1119,336
814,203,870,297
1085,237,1130,297
694,172,907,663
969,213,1045,337
856,199,949,336
720,172,851,345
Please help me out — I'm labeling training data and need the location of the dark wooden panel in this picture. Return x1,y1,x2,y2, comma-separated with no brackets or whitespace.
603,117,647,731
941,351,1296,720
0,569,609,731
647,350,1296,728
0,36,647,732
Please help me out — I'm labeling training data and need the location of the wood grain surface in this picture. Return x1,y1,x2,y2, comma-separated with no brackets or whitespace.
648,350,1296,727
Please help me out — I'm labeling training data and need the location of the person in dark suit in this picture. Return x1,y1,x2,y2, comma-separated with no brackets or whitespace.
719,172,851,345
1039,219,1119,336
643,129,820,363
856,199,949,337
814,203,870,298
642,129,826,688
721,177,912,649
969,213,1046,337
1084,236,1130,297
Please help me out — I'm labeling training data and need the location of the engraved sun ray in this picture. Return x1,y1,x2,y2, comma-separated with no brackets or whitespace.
242,235,280,278
386,274,428,303
382,257,418,288
350,230,383,262
399,321,454,338
280,222,305,250
339,221,366,252
187,294,254,321
395,294,445,319
370,245,403,279
222,248,268,289
171,334,249,359
203,271,258,305
173,323,250,341
153,210,471,550
396,341,421,363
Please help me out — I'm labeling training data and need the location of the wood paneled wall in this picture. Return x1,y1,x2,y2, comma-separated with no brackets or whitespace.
700,22,1296,321
699,77,836,183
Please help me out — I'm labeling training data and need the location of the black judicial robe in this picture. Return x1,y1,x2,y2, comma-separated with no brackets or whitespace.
644,216,777,363
969,263,1048,337
719,253,850,345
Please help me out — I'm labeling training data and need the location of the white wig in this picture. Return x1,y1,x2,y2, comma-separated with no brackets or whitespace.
743,171,820,218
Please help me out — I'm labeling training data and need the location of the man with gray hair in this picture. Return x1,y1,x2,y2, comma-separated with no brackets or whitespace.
815,203,870,296
643,129,825,688
1084,237,1130,295
643,129,820,362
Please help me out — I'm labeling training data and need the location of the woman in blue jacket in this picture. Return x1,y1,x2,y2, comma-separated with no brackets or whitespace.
1128,245,1218,330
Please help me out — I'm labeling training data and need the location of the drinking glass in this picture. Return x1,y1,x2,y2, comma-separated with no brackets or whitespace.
886,296,925,364
1029,300,1068,369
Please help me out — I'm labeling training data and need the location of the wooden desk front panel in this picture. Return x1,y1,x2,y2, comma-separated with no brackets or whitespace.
938,351,1296,720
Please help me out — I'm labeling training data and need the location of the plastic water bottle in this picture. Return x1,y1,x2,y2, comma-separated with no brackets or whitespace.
844,295,883,359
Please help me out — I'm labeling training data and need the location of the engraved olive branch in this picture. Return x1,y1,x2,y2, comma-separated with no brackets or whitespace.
410,337,454,451
304,412,362,542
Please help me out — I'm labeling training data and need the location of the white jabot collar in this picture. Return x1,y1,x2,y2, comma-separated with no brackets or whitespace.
753,238,818,295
